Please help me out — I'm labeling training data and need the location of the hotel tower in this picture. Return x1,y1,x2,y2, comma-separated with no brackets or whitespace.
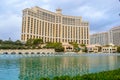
21,6,90,45
90,32,109,46
109,26,120,46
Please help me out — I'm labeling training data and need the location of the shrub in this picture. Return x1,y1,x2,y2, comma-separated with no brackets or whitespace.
39,68,120,80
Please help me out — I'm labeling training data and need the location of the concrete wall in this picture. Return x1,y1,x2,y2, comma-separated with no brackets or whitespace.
0,49,55,54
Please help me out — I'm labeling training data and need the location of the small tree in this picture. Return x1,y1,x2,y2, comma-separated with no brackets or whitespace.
80,44,86,47
26,38,43,48
15,40,22,45
117,46,120,53
26,39,34,46
44,42,64,52
3,40,14,44
0,39,3,44
69,42,80,52
84,46,88,53
33,39,43,46
55,47,64,52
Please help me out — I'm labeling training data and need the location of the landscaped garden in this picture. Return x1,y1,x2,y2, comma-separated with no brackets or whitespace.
39,68,120,80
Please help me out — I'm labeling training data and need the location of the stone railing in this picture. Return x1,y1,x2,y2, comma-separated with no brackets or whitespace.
0,49,55,54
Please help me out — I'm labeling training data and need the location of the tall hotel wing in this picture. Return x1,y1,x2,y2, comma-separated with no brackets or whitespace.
21,6,90,45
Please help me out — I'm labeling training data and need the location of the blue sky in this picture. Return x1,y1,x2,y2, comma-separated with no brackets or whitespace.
0,0,120,40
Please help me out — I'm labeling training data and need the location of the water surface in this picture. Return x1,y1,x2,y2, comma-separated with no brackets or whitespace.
0,53,120,80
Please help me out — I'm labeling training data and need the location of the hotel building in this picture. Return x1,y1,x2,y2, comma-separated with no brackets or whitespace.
21,6,90,45
90,32,109,46
109,26,120,46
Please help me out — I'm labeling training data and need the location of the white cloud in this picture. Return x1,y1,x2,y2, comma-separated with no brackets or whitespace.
90,31,98,35
75,5,108,21
5,0,20,5
0,0,119,40
42,0,50,3
104,21,120,30
41,5,51,10
0,13,21,40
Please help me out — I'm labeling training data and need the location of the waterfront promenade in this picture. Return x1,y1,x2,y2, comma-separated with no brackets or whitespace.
0,49,55,54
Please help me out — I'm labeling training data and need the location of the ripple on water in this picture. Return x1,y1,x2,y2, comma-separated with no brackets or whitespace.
0,53,120,80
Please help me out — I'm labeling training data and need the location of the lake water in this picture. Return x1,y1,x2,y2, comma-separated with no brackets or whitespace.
0,53,120,80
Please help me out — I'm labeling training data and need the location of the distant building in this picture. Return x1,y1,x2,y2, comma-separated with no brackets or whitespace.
109,26,120,46
86,44,101,53
90,32,109,46
62,43,73,52
91,26,120,46
102,43,117,53
21,6,90,45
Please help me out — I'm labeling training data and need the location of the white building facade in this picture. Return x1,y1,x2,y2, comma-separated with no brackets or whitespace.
90,32,109,46
109,26,120,46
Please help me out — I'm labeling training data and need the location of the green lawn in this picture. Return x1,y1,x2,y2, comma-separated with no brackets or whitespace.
39,68,120,80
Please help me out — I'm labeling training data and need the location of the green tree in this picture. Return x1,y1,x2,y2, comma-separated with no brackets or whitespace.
55,46,64,52
80,44,86,47
0,39,2,44
33,39,43,46
117,46,120,53
15,40,23,45
3,40,14,44
44,42,64,52
26,39,43,49
26,39,34,46
69,42,80,52
84,46,88,53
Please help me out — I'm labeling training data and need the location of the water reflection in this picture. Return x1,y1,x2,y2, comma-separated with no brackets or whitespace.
0,54,120,80
86,55,119,73
19,57,89,80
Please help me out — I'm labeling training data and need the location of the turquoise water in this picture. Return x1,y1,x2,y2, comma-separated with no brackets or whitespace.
0,54,120,80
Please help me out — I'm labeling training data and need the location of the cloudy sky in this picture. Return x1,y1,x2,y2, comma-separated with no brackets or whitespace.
0,0,120,40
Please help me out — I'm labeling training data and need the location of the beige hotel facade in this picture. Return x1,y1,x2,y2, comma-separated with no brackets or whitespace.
21,6,90,45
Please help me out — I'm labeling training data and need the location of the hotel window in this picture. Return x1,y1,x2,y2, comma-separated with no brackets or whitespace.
84,27,86,39
42,21,44,35
48,23,50,36
27,35,29,40
71,26,72,38
62,26,64,38
50,24,52,37
45,22,47,36
31,18,33,33
27,17,30,33
59,24,61,37
39,21,41,35
65,26,67,39
34,19,36,34
68,26,70,38
24,34,25,40
82,40,83,44
76,27,77,39
23,17,26,31
56,24,58,37
22,19,24,33
53,24,55,37
37,20,39,34
28,11,30,15
81,27,83,39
